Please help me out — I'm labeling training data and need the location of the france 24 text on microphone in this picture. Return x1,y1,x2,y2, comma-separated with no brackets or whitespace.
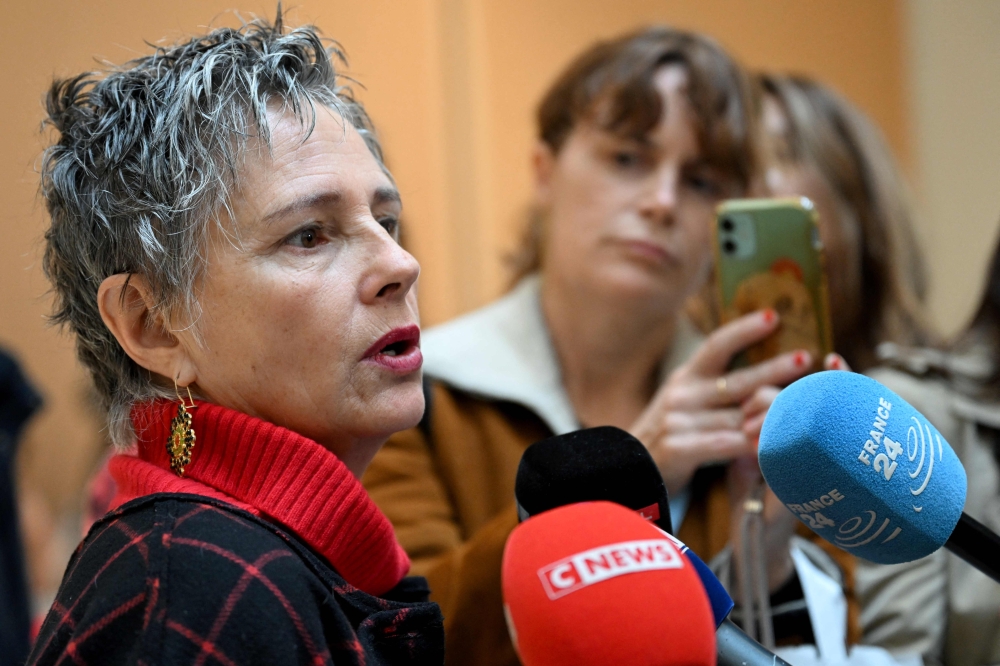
758,371,1000,582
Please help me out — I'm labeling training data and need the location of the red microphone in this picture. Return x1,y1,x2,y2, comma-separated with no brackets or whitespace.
501,501,717,666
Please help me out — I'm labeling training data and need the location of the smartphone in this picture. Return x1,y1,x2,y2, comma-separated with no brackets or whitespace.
713,197,833,372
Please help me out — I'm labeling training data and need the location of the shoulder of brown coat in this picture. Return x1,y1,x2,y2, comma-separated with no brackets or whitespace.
867,353,963,445
424,381,554,453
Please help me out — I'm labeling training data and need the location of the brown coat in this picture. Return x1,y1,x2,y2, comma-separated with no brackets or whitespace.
363,381,862,666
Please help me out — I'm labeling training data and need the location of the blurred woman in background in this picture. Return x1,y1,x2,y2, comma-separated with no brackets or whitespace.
758,74,933,372
365,27,861,666
759,73,947,661
864,235,1000,663
29,15,443,665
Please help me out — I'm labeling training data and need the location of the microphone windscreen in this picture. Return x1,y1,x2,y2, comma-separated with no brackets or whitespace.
502,501,716,666
515,426,672,533
759,371,967,563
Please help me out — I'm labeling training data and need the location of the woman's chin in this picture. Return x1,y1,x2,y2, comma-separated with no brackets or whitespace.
367,380,426,437
594,263,683,304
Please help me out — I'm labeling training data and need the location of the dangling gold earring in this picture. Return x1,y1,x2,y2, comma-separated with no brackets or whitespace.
168,381,197,476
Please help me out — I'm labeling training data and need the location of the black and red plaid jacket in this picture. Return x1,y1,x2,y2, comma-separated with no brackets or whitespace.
29,493,444,665
30,399,446,665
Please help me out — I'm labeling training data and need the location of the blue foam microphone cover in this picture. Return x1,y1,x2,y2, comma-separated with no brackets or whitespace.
758,371,967,564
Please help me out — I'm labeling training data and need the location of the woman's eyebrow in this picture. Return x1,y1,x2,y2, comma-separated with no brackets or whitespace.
686,157,720,171
261,191,343,225
372,186,402,207
261,187,401,226
604,132,653,148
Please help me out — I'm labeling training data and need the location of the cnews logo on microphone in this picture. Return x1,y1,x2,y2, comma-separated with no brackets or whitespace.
538,539,683,600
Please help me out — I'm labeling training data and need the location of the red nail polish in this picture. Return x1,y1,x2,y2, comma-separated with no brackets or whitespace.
830,356,841,369
762,309,776,325
794,351,807,367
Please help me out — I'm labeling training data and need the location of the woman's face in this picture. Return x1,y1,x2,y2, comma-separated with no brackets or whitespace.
536,65,742,314
178,106,423,471
761,95,863,342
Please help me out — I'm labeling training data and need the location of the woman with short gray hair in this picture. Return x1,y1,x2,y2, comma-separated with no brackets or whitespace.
29,12,443,665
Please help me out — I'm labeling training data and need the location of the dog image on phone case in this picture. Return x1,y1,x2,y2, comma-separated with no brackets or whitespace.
729,260,821,365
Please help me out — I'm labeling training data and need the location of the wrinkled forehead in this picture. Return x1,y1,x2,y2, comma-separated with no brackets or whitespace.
221,104,395,232
241,103,366,172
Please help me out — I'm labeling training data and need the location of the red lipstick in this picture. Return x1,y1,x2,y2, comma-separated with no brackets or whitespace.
362,324,422,374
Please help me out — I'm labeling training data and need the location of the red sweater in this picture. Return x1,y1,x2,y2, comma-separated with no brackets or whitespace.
108,399,410,596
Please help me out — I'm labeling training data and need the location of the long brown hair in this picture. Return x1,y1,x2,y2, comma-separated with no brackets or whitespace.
507,26,761,286
949,230,1000,398
759,74,935,370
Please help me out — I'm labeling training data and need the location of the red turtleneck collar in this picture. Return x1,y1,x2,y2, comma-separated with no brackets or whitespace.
107,399,410,596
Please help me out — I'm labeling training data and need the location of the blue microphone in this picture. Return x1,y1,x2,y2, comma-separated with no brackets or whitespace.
658,530,784,666
759,371,1000,582
660,531,734,626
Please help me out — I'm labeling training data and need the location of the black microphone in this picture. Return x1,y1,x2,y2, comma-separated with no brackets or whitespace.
515,425,672,533
514,426,793,666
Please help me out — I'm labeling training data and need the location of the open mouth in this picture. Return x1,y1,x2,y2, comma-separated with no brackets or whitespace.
364,325,420,358
379,339,412,357
362,324,422,373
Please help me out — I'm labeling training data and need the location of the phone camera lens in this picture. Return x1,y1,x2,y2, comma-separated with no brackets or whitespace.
721,217,735,232
722,240,737,255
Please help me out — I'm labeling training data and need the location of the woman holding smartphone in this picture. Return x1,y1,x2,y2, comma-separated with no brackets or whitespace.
762,73,1000,665
759,74,944,661
365,28,860,665
758,74,932,373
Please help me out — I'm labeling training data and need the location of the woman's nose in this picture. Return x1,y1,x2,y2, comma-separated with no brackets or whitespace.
361,230,421,304
640,168,679,225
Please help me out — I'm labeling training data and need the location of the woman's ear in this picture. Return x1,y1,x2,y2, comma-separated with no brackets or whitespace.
97,274,197,386
531,141,557,207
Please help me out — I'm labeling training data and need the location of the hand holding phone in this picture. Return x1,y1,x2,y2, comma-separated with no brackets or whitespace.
632,310,811,494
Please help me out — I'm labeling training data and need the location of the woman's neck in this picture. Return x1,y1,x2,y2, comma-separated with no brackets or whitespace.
541,274,678,431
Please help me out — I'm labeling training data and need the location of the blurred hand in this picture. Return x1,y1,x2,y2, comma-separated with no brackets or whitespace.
729,350,853,595
630,309,811,496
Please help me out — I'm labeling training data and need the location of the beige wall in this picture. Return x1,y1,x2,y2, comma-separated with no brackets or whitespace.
1,1,911,600
905,0,1000,336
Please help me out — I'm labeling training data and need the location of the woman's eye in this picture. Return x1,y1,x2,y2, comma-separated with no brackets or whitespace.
286,226,322,249
686,173,723,197
380,217,400,240
613,151,641,169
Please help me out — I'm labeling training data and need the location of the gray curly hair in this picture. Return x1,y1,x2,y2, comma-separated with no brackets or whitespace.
41,10,383,446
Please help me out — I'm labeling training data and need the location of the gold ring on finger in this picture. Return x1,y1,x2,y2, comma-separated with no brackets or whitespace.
716,376,728,397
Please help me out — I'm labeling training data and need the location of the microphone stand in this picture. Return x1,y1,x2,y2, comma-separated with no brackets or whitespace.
717,619,792,666
945,512,1000,584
